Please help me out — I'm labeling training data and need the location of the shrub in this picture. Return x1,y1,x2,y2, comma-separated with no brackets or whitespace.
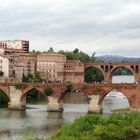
49,112,140,140
14,83,22,89
44,86,53,96
65,83,73,90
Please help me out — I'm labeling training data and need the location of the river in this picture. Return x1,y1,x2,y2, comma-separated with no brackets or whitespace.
0,104,88,140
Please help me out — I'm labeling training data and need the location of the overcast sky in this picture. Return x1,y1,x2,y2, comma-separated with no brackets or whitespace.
0,0,140,57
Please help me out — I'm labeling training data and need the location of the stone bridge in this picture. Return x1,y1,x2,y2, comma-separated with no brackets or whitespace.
84,62,140,82
0,83,140,113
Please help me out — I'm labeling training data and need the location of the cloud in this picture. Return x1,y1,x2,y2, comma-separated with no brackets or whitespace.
0,0,140,57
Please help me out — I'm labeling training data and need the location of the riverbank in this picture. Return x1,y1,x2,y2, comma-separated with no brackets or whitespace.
48,111,140,140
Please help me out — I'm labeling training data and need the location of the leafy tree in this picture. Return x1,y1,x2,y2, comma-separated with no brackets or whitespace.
90,52,96,62
113,67,132,75
44,86,53,96
73,48,79,54
0,71,4,76
48,47,54,52
34,71,42,82
58,49,95,63
85,67,104,83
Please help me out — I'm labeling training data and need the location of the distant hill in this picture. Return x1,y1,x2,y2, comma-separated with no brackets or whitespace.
96,55,140,62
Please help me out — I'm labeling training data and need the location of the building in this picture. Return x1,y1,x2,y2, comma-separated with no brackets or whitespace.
0,54,16,83
0,51,84,83
64,60,84,83
10,53,37,82
37,53,66,82
0,40,29,54
37,53,84,83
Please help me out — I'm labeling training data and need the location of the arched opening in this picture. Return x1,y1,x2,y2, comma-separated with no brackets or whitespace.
21,88,47,109
102,90,130,113
84,67,104,83
110,66,134,83
0,89,9,108
62,90,88,113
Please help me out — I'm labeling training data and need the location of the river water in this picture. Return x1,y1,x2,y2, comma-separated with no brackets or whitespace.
0,104,88,140
0,75,135,140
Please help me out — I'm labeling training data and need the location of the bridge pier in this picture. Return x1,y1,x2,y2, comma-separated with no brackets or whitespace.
47,96,63,112
8,86,24,110
88,95,102,113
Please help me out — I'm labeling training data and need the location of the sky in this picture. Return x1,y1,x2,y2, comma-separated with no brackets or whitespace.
0,0,140,57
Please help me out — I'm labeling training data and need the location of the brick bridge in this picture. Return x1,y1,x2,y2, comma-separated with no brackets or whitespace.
1,83,140,113
84,62,140,82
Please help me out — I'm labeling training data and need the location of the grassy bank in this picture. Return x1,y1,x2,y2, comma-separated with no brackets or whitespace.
48,112,140,140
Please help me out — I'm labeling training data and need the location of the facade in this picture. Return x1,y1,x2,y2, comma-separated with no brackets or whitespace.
64,60,84,83
0,52,85,83
0,54,16,83
0,40,29,54
0,54,10,77
10,53,37,82
37,53,66,82
37,53,84,83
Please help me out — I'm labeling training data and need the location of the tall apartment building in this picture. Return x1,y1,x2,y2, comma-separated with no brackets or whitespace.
0,40,29,54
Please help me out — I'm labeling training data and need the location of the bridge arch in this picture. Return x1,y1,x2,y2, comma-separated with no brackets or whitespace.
0,88,10,108
20,87,48,108
99,89,130,111
109,66,135,83
0,88,10,102
84,66,104,83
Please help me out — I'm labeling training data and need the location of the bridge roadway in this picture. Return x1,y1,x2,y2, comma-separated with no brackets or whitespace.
0,83,140,113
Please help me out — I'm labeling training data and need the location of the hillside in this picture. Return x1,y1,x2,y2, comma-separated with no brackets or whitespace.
96,55,140,62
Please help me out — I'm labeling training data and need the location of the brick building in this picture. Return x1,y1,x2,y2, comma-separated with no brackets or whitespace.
37,53,66,82
10,53,37,82
64,60,84,83
37,53,84,83
0,52,84,83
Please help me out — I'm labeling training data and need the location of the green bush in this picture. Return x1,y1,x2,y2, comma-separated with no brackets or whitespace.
44,86,53,96
49,112,140,140
65,83,73,90
14,83,22,89
14,83,27,89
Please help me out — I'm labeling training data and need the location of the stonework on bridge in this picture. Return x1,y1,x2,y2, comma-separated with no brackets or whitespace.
0,83,140,113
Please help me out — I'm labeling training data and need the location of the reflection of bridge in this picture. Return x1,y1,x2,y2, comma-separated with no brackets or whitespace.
84,62,140,82
1,83,140,113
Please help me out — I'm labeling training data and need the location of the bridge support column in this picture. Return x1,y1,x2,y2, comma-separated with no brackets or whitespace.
88,95,102,113
8,86,24,110
47,96,63,112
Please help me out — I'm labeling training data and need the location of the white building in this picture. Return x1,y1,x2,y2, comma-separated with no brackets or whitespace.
0,40,29,54
0,54,10,77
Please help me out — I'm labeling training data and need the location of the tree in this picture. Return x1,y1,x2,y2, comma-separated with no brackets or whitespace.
85,68,104,83
34,71,42,82
48,47,54,52
90,52,96,62
0,71,4,76
73,48,79,54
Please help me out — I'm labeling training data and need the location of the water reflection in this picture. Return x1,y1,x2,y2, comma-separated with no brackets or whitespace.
47,112,63,119
0,104,88,140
